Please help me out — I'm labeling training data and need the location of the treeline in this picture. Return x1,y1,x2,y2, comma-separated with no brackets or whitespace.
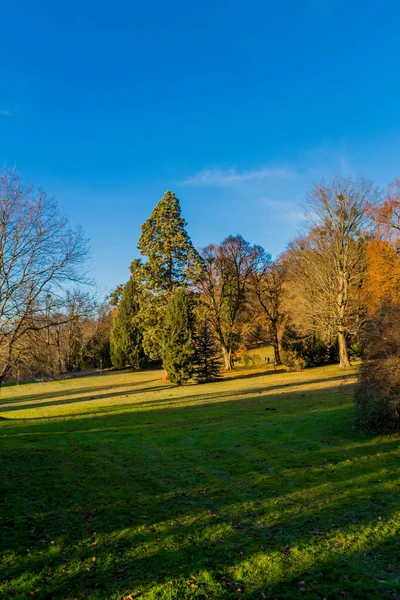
109,180,400,408
1,169,399,431
109,179,400,430
0,169,113,383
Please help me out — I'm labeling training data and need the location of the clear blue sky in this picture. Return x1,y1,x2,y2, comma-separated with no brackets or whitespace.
1,0,400,294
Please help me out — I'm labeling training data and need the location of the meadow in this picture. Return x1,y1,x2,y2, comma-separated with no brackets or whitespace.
1,357,399,599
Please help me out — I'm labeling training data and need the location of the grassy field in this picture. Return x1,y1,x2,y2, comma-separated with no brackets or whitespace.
1,360,399,599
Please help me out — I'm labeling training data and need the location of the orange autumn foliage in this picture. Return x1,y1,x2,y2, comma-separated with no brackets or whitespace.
363,181,400,312
364,238,400,312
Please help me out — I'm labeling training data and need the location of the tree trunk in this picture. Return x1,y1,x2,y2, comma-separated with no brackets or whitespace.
272,326,282,365
273,342,282,366
222,346,233,370
338,327,351,368
337,282,351,368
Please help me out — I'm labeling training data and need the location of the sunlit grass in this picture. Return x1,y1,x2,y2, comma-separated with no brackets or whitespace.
1,361,399,599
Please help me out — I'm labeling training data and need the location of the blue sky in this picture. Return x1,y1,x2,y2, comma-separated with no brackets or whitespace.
1,0,400,294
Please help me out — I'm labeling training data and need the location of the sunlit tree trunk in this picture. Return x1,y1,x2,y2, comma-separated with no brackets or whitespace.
272,335,282,366
222,346,234,370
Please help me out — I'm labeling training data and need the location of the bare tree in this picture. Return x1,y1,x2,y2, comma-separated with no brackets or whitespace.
374,179,400,243
196,235,264,369
297,177,380,367
284,234,338,348
0,168,90,385
250,259,287,365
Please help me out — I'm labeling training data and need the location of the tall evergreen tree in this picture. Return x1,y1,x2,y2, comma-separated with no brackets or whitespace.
194,320,222,383
137,191,200,358
161,288,196,385
138,190,199,293
110,277,146,369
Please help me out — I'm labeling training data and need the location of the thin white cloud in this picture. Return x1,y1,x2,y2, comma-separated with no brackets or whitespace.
181,166,294,186
336,152,355,177
0,110,12,117
261,198,304,223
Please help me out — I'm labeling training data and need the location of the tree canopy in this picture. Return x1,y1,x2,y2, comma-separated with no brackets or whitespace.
161,288,196,384
110,276,146,370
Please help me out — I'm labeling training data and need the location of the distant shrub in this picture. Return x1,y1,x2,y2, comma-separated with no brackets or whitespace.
354,304,400,432
281,326,335,368
282,350,306,372
348,339,363,362
237,352,251,367
234,349,262,367
251,353,262,366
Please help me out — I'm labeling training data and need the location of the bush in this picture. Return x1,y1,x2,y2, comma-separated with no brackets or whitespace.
282,350,307,371
354,304,400,432
355,357,400,432
281,326,335,368
234,351,250,367
348,339,363,362
251,353,262,366
234,350,259,367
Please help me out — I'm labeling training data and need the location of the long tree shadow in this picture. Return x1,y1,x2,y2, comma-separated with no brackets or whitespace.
1,384,399,599
0,370,355,418
222,367,287,381
0,385,169,415
0,376,165,408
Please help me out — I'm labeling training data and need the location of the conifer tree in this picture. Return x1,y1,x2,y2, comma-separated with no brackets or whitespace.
137,191,200,358
138,190,199,293
110,277,146,369
161,288,196,385
194,320,222,383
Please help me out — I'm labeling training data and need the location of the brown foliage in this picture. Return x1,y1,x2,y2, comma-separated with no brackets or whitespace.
196,235,264,369
373,179,400,242
355,304,400,432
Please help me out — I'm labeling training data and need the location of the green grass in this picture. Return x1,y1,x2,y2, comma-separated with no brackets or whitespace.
1,362,399,599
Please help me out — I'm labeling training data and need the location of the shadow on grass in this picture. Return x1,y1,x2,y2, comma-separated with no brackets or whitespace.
0,385,169,415
0,376,165,408
0,370,355,417
0,381,399,599
222,367,287,381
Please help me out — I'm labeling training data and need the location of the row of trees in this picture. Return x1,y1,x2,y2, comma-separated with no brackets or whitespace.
109,177,399,387
354,181,400,431
0,169,113,385
1,167,399,430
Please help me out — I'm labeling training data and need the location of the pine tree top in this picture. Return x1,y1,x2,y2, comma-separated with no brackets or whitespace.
138,191,199,293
